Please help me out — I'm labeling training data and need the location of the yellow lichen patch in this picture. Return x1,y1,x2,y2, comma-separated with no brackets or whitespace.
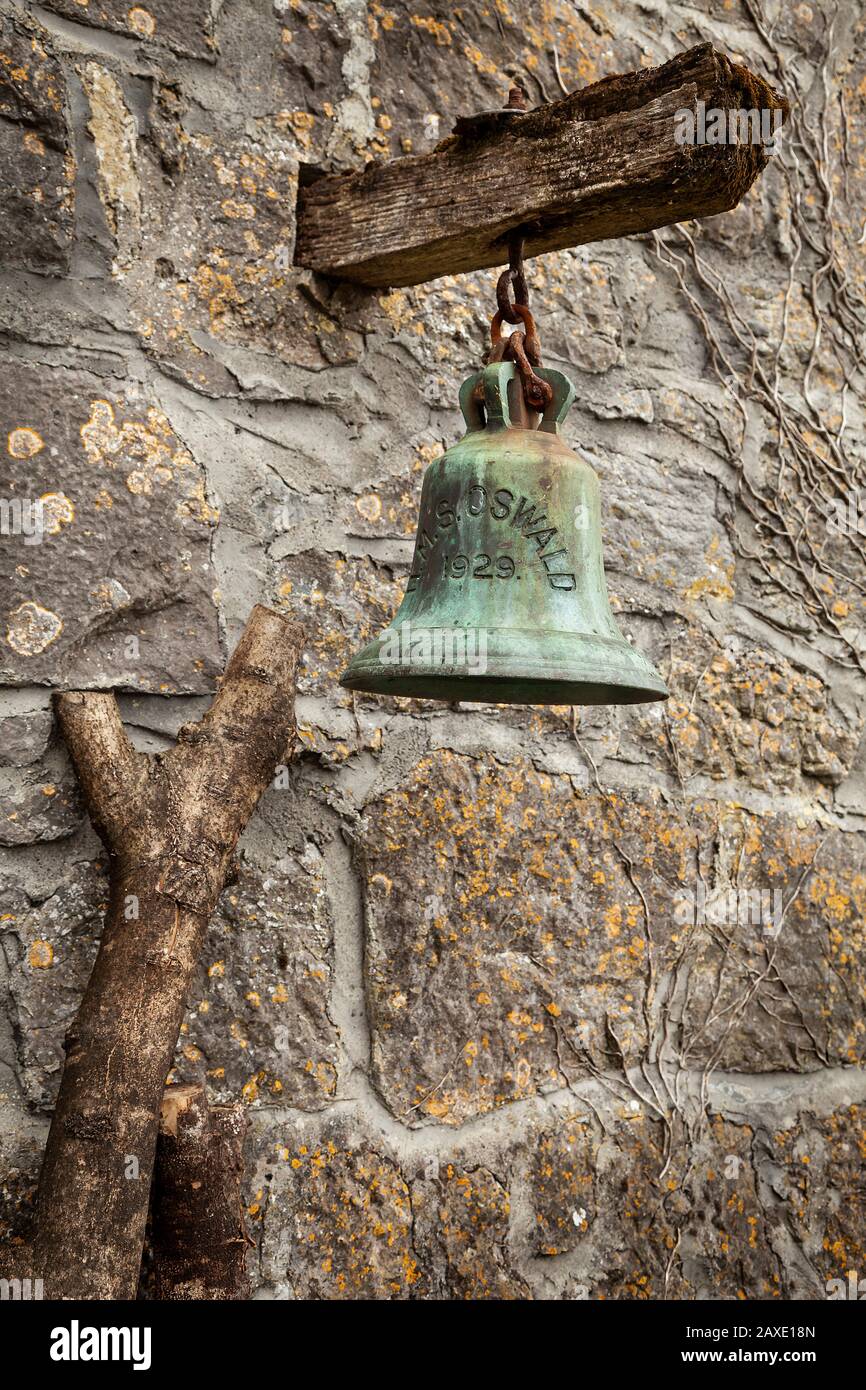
355,493,382,523
424,1093,454,1118
127,6,155,36
270,110,307,154
683,537,735,603
28,939,54,969
79,397,214,524
7,426,44,458
463,43,499,76
366,1,398,39
39,492,75,535
80,399,121,463
5,600,62,655
659,637,855,791
377,289,416,333
220,198,256,220
125,470,149,495
192,261,244,325
359,752,733,1122
410,13,452,44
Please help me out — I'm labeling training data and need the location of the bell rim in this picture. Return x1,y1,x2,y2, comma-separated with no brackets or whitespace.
340,668,668,705
340,630,669,705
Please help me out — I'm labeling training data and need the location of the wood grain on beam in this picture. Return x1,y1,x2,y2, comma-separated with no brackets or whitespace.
294,44,788,288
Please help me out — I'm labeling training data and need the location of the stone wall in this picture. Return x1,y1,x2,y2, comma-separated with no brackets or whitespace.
1,0,864,1299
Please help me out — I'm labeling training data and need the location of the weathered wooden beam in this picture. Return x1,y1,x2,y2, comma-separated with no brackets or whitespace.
294,43,788,289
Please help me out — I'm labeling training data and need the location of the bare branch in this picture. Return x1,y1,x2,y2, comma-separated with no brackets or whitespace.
54,691,149,851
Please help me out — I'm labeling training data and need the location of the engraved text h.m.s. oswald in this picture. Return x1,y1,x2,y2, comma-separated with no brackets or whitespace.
407,483,575,593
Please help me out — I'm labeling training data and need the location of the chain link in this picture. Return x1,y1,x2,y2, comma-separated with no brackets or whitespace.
486,233,552,411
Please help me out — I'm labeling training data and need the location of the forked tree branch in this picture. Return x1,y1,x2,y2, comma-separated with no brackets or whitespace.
3,605,303,1300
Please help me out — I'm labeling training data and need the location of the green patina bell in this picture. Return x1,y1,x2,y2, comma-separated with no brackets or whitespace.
340,361,669,706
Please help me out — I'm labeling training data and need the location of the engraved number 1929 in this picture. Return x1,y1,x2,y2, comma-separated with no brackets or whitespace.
448,553,515,579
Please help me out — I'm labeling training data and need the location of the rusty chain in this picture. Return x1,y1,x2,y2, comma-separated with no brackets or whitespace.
495,234,529,324
485,233,553,412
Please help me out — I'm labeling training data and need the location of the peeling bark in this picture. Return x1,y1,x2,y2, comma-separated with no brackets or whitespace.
149,1084,250,1301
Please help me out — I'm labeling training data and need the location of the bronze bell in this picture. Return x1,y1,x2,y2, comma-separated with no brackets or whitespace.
340,360,669,706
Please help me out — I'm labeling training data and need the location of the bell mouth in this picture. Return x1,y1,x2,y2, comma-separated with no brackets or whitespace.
341,670,667,705
340,628,669,707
